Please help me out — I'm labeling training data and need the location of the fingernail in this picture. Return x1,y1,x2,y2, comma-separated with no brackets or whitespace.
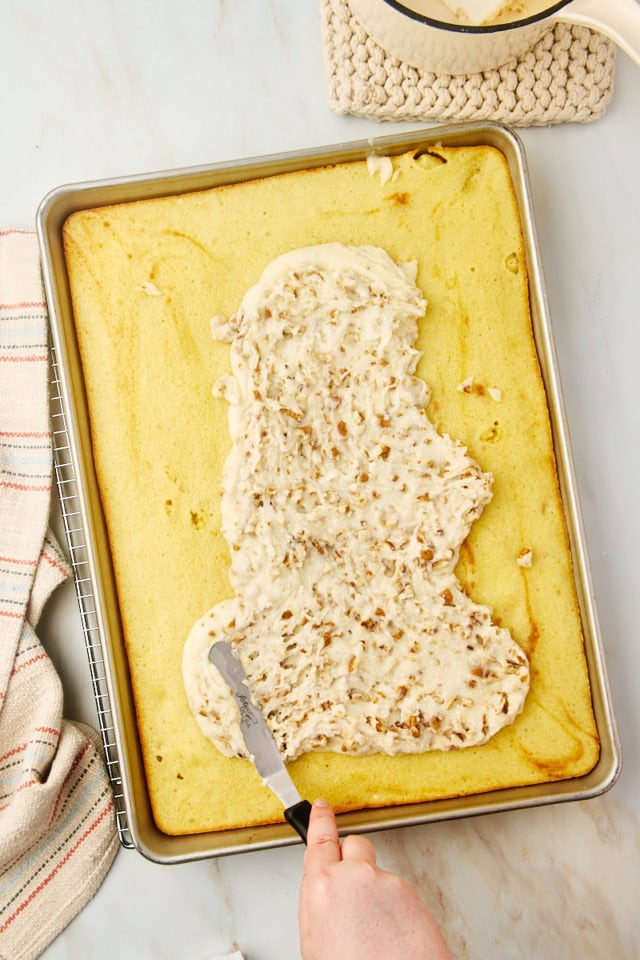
313,797,330,808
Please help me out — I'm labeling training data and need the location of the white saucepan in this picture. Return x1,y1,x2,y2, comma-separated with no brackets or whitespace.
348,0,640,74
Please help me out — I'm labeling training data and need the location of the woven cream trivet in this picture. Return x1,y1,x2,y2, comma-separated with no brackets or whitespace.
321,0,616,125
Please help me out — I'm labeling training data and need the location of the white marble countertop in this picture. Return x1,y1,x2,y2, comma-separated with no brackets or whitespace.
2,3,639,958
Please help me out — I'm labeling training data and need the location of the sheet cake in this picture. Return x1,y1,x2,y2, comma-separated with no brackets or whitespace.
63,146,599,836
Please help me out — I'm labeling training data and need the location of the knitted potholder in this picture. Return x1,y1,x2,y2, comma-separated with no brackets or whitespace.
321,0,616,125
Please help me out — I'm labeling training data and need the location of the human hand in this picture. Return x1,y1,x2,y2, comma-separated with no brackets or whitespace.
299,799,452,960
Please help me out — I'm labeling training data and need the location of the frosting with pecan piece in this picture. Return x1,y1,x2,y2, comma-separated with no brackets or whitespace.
182,244,529,760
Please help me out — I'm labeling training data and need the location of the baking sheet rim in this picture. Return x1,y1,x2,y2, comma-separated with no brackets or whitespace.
37,121,621,863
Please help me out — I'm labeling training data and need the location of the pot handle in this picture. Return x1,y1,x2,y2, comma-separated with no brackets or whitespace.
558,0,640,65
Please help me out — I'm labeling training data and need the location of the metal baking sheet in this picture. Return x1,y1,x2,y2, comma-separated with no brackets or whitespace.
37,122,621,864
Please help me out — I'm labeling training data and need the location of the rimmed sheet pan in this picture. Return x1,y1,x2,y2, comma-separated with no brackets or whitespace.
37,122,621,863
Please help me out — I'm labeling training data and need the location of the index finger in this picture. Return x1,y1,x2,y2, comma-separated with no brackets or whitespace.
303,799,341,873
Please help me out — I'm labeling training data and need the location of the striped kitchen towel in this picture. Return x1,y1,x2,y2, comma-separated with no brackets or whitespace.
0,230,119,960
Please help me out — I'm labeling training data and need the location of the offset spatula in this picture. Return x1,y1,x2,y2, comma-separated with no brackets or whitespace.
208,640,312,843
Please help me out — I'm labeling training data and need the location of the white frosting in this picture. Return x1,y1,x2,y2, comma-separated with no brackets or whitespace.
366,154,394,186
139,280,162,296
440,1,514,24
182,244,529,760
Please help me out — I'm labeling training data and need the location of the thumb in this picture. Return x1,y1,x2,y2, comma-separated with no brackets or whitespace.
303,799,341,874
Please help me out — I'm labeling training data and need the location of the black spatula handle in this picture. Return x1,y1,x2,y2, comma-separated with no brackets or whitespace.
284,799,312,843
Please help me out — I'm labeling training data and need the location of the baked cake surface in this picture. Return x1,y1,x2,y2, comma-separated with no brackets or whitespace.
63,146,599,835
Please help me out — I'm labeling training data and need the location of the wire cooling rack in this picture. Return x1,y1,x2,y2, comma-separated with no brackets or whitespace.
49,343,133,849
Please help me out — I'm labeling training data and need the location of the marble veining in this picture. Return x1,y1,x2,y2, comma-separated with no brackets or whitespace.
2,1,639,958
